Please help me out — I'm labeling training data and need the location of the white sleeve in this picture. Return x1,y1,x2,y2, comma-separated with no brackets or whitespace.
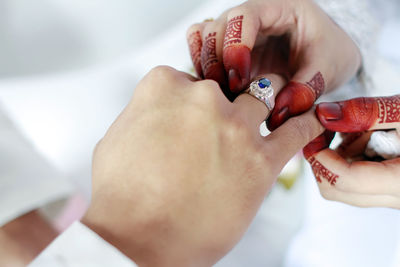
315,0,380,94
0,104,73,226
29,221,138,267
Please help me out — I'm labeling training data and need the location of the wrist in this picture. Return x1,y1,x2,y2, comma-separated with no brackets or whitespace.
81,208,177,267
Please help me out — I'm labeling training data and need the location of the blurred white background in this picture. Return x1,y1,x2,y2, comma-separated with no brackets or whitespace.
0,0,399,266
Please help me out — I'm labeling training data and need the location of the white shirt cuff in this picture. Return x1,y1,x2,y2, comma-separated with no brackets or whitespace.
29,221,137,267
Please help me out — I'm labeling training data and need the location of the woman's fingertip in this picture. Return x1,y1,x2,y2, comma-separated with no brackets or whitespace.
223,45,251,92
316,102,343,121
303,130,335,159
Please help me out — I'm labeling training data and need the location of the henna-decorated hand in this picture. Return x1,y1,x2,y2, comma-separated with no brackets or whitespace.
187,0,361,129
303,95,400,209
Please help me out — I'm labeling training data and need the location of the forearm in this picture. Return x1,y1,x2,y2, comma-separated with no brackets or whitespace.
0,210,58,266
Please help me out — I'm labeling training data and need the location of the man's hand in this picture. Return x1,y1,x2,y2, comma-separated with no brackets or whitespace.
82,66,324,266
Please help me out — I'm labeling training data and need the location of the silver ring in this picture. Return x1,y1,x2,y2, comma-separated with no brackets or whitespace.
244,78,275,111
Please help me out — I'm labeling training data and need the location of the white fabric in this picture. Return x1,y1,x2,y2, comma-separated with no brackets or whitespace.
365,130,400,159
29,221,137,267
1,0,399,266
316,0,379,93
0,104,73,226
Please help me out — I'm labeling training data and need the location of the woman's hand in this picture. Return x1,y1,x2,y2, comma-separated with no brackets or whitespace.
82,66,324,266
186,0,361,130
303,95,400,209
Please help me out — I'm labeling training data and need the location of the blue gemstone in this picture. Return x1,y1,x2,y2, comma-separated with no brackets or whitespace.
258,78,271,88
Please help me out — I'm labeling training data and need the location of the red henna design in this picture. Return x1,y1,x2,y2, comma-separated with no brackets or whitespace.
306,72,325,99
267,81,315,130
222,45,251,93
303,130,335,159
201,32,218,75
268,72,324,131
308,156,339,185
188,31,203,77
223,15,243,49
377,95,400,124
317,96,400,133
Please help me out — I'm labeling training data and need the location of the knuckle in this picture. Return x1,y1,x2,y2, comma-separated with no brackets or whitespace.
252,145,270,166
197,79,220,91
93,138,104,158
147,65,176,81
224,117,251,143
192,80,220,103
227,4,251,19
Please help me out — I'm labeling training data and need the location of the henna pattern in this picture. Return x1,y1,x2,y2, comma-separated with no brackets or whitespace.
306,72,325,99
308,157,339,185
188,31,202,74
377,95,400,124
201,32,218,74
223,15,243,49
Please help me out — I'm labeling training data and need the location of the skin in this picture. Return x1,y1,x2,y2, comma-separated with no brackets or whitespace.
186,0,361,129
303,95,400,209
82,66,324,266
0,210,58,266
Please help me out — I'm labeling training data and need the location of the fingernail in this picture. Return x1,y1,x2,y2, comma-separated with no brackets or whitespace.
277,106,290,122
317,103,343,121
228,69,242,93
267,106,289,131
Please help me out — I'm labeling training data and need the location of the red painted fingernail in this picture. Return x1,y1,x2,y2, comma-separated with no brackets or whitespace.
223,45,251,93
267,106,289,131
317,103,343,121
228,69,242,93
278,106,290,120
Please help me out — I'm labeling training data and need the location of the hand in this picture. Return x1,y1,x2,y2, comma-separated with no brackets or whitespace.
303,95,400,209
186,0,361,130
0,210,58,267
82,66,324,266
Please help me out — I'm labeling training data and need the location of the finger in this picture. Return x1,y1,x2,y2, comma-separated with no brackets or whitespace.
317,187,400,209
201,20,232,98
265,109,325,170
306,148,400,196
316,95,400,132
337,132,372,160
233,74,285,131
222,2,296,93
303,130,336,160
187,23,206,78
267,71,326,131
251,35,291,78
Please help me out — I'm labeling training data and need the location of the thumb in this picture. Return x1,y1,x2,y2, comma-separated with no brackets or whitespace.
316,95,400,132
264,109,325,169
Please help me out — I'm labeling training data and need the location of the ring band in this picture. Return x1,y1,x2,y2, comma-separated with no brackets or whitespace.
243,78,275,111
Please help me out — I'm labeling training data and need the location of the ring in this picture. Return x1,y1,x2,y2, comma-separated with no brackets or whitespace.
243,78,275,111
